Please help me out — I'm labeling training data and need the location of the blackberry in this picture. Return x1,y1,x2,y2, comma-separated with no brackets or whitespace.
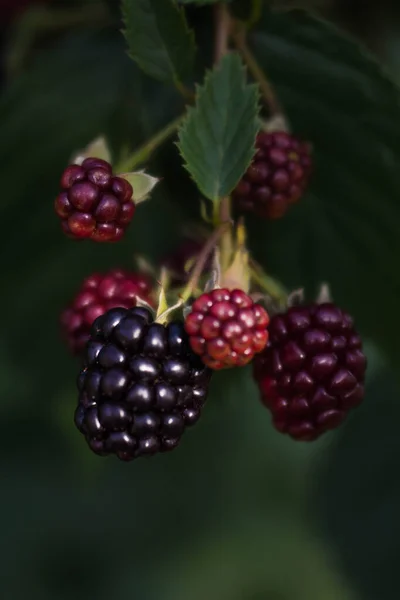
61,269,153,354
185,288,269,370
55,157,135,242
233,131,312,219
253,303,367,441
75,307,212,460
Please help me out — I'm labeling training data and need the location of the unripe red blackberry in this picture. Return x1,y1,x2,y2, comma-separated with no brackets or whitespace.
75,307,212,460
61,269,153,354
233,131,312,219
185,288,269,370
55,157,135,241
253,303,367,441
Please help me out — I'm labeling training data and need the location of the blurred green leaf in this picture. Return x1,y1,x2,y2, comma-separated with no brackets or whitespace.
178,53,259,202
122,0,195,83
244,9,400,367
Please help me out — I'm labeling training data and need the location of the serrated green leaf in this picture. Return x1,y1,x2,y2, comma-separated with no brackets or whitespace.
243,9,400,368
178,53,259,202
122,0,195,83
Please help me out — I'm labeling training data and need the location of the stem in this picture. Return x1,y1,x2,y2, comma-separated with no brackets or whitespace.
231,24,282,117
212,5,235,275
249,261,287,306
219,195,231,224
214,197,233,272
181,222,230,303
116,115,184,173
214,2,231,63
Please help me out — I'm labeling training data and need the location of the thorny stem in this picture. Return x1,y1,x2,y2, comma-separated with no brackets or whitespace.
116,115,184,173
214,2,231,63
215,197,233,272
231,23,283,117
205,248,222,291
213,5,234,273
181,222,231,303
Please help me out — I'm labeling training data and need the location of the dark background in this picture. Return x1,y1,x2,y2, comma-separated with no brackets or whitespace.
1,1,400,599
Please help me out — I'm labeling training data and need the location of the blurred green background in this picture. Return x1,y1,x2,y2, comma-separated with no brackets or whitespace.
1,1,400,599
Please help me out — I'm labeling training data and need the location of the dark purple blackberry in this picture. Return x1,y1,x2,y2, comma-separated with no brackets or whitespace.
233,131,312,219
55,157,135,242
75,307,212,460
253,303,367,441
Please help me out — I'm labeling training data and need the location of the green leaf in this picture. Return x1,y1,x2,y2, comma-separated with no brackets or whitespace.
122,0,195,83
245,9,400,367
178,53,259,202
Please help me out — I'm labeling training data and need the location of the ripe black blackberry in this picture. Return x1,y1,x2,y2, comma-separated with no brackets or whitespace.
75,306,212,460
254,303,367,441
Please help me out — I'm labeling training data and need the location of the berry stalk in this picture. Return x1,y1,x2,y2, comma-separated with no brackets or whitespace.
214,2,231,63
116,115,185,173
231,22,284,119
180,222,231,304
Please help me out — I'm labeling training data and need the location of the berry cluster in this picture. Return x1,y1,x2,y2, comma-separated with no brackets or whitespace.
253,303,367,441
61,269,153,354
55,157,135,242
75,307,211,461
233,131,312,219
185,288,269,369
55,126,365,458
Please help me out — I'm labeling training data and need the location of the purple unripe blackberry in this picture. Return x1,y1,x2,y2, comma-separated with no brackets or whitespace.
75,307,212,460
233,131,312,219
55,157,135,242
253,303,367,441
